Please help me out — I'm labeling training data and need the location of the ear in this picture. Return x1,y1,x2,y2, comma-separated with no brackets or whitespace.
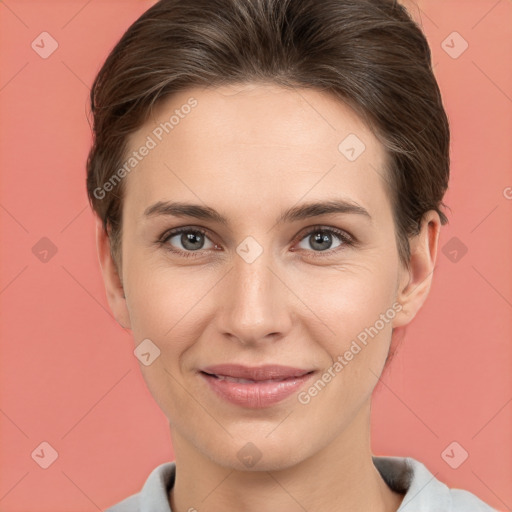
95,215,132,329
392,210,441,328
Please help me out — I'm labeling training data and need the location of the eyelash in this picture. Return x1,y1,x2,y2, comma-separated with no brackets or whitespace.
157,225,356,260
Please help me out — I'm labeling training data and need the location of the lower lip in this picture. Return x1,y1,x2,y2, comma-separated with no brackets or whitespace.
199,371,315,408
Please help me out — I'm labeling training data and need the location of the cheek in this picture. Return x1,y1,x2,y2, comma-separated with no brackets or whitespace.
296,280,396,418
293,262,398,390
123,262,202,416
123,252,203,339
294,258,398,336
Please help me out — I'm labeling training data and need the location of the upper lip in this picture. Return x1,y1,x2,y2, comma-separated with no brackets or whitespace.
200,364,315,381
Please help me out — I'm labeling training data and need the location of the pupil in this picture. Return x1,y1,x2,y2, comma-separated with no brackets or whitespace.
183,231,203,250
312,232,331,251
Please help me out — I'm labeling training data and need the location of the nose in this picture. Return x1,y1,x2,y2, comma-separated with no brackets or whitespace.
215,251,293,346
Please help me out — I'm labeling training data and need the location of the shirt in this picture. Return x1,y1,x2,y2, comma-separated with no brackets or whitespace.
105,456,498,511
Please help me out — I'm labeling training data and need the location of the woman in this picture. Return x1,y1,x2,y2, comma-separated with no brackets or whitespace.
86,0,497,510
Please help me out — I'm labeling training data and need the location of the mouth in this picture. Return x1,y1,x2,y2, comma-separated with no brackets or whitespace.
197,365,317,408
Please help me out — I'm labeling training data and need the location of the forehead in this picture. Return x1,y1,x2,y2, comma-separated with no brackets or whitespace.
122,83,392,224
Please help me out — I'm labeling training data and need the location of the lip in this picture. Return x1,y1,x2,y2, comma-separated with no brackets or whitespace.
198,364,316,409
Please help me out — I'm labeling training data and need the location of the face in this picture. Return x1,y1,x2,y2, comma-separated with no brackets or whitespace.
97,83,439,471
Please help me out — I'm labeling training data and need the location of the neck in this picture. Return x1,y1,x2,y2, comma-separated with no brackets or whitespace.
168,403,404,512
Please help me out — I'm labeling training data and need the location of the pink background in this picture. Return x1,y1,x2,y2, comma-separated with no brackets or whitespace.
1,1,511,510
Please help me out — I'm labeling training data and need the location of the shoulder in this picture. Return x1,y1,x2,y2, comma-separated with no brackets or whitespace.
373,455,497,511
105,462,176,512
449,488,499,512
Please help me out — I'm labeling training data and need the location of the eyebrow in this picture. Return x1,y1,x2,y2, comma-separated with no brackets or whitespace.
143,198,372,225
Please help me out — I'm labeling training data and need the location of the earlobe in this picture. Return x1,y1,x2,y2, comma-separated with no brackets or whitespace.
392,211,441,329
95,216,131,329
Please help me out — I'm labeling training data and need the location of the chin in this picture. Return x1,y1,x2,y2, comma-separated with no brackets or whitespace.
206,434,310,473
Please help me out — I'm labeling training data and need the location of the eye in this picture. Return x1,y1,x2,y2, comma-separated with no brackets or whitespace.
293,225,354,258
158,225,355,259
159,227,218,258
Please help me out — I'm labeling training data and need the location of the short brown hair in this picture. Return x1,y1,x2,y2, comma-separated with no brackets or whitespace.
86,0,450,270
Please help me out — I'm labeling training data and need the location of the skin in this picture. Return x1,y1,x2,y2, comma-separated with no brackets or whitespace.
96,83,440,512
